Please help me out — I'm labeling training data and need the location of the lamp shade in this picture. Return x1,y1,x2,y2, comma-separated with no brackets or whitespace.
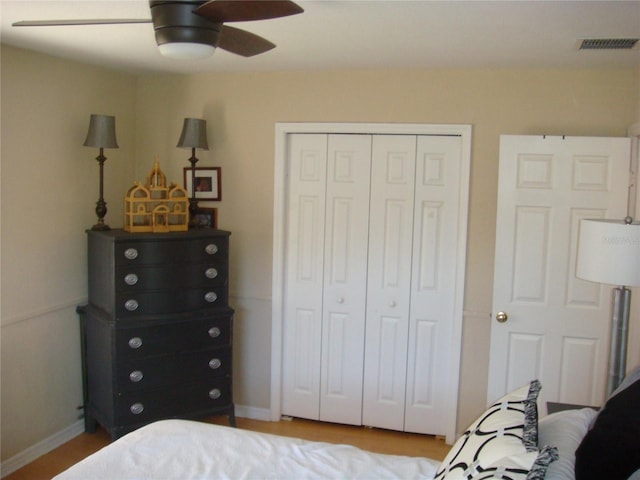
177,118,209,150
576,218,640,287
83,114,118,149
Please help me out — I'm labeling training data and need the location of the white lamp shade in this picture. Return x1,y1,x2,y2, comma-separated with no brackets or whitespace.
158,43,215,59
576,218,640,287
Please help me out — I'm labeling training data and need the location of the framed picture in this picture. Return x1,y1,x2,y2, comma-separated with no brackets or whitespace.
184,167,221,201
192,207,218,229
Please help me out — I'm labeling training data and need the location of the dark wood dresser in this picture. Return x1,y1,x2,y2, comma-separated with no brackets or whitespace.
80,228,235,440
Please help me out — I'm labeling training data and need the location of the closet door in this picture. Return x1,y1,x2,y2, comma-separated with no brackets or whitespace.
282,134,372,423
404,135,464,434
320,134,372,424
362,135,417,430
281,134,328,419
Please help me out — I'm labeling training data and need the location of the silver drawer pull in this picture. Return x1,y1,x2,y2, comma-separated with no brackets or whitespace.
130,403,144,415
124,299,139,311
128,337,143,349
208,327,221,338
124,248,138,260
205,267,218,279
205,243,218,255
209,388,221,400
129,370,144,382
204,291,217,303
124,273,139,286
209,358,222,370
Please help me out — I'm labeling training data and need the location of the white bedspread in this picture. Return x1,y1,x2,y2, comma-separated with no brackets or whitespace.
54,419,441,479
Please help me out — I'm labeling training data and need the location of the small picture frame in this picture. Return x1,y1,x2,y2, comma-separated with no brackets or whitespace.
192,207,218,229
184,167,221,201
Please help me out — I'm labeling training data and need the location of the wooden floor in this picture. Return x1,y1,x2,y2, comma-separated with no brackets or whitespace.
5,416,450,479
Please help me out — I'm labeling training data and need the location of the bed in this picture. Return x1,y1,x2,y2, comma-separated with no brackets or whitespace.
54,368,640,480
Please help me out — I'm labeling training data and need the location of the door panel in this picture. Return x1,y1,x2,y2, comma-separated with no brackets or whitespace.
405,135,465,434
319,134,372,424
282,134,328,419
488,135,631,409
362,135,416,431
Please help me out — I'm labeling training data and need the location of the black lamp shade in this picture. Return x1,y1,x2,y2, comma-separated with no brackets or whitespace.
83,114,119,149
177,118,209,150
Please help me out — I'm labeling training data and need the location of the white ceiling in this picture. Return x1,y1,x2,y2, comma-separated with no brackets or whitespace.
1,0,639,75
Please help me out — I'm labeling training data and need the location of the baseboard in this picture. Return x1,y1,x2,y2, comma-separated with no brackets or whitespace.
234,404,272,422
1,420,84,478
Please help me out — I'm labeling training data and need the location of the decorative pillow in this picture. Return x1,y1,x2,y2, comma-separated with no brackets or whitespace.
575,374,640,480
434,380,557,480
469,445,558,480
538,408,598,480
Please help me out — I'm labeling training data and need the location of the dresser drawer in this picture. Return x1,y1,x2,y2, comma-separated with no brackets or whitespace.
115,236,228,266
116,314,231,358
115,286,228,316
115,263,227,292
114,379,231,427
117,347,231,392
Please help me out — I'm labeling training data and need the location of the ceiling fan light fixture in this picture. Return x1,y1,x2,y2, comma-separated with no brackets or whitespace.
158,42,215,59
151,1,220,59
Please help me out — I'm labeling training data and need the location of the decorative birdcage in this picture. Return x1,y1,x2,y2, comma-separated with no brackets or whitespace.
124,159,189,232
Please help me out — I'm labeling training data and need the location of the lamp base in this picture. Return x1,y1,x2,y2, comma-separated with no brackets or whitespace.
91,221,111,231
607,286,631,395
188,197,199,229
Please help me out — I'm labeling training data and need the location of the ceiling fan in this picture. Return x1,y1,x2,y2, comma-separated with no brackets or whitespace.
12,0,304,59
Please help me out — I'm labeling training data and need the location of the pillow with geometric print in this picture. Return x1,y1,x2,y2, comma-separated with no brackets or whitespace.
434,380,558,480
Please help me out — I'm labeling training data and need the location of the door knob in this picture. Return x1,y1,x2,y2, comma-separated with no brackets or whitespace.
496,311,508,323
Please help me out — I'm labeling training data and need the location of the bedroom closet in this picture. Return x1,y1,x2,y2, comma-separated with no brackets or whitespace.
276,124,470,440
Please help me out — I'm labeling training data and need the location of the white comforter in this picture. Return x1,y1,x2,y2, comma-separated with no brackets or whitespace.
54,419,441,479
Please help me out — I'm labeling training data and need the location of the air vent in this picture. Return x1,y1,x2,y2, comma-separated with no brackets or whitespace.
578,38,639,50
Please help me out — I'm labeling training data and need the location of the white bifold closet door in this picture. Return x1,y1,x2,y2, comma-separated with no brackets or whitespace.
282,132,464,436
282,133,371,425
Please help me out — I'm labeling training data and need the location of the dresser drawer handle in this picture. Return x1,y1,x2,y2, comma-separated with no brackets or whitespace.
209,358,222,370
205,243,218,255
129,370,144,382
209,388,221,400
124,273,139,286
124,248,138,260
205,267,218,279
204,292,217,303
130,403,144,415
124,299,139,311
128,337,143,349
208,327,221,338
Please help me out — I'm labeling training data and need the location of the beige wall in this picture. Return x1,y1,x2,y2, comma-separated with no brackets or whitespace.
1,42,638,463
0,45,137,461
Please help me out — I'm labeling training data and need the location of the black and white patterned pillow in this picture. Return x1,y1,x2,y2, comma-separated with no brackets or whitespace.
435,380,558,480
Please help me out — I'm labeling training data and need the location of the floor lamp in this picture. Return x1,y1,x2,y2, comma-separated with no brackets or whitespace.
576,217,640,395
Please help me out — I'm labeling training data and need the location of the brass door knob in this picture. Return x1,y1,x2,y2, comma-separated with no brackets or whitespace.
496,311,508,323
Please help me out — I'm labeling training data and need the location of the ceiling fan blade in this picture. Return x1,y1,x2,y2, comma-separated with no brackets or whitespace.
195,0,303,23
218,25,275,57
13,19,151,27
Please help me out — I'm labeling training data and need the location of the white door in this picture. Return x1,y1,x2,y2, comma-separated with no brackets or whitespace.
282,133,372,423
487,135,631,409
320,134,372,424
276,123,471,443
405,135,466,434
362,134,466,435
362,135,417,430
281,133,327,420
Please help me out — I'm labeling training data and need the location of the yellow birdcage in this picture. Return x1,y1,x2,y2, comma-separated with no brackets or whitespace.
123,159,189,232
